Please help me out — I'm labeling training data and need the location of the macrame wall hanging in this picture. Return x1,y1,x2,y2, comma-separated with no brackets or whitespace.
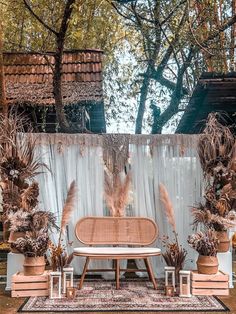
102,134,131,217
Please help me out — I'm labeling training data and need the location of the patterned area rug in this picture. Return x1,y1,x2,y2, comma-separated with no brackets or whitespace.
18,280,229,312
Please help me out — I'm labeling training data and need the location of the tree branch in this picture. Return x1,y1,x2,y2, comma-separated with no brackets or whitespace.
58,0,75,46
152,47,194,133
200,13,236,48
23,0,58,36
110,2,136,23
160,0,187,26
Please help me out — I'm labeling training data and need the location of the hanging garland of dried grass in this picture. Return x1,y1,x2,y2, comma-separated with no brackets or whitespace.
104,170,131,217
103,134,131,217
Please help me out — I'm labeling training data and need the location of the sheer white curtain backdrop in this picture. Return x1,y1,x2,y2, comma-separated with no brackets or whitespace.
130,135,204,277
28,134,203,277
33,134,113,275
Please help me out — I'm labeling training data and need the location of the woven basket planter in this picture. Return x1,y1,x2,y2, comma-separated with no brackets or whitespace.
23,256,46,276
197,255,219,275
216,231,230,253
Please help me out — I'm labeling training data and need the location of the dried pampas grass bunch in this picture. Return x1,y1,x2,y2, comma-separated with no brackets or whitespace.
159,183,187,272
159,183,176,231
104,171,131,217
50,181,77,271
59,181,77,239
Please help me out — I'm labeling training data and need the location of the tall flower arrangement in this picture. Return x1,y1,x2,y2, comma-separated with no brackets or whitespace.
0,114,57,262
188,113,236,273
193,113,236,233
0,114,44,237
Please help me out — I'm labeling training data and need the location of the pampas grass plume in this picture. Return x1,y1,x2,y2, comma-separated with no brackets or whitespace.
159,183,176,231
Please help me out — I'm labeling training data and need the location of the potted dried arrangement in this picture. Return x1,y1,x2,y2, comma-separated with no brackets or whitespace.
11,211,57,275
49,181,77,272
159,184,187,282
195,113,236,252
188,229,219,274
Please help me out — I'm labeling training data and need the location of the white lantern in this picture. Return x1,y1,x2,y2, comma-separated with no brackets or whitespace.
179,270,191,297
50,271,62,299
165,266,175,288
62,267,74,294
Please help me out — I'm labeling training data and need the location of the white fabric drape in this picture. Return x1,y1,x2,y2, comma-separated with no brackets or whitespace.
130,135,203,277
34,135,112,275
27,134,204,277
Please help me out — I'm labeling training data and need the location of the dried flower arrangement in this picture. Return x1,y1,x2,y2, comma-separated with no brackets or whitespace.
7,210,31,232
159,184,187,273
49,181,77,271
0,114,76,274
188,229,218,257
0,113,59,269
0,114,47,241
194,113,236,233
11,231,49,257
6,210,57,233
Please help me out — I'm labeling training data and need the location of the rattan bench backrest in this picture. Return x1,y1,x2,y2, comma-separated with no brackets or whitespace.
75,216,158,246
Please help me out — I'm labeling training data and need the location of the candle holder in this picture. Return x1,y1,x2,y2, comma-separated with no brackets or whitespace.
62,267,74,294
179,270,191,297
49,271,62,299
66,286,77,299
165,266,176,293
165,285,174,297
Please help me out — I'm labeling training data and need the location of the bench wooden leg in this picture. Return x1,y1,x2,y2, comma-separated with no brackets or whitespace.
115,259,120,289
144,258,157,290
79,257,90,290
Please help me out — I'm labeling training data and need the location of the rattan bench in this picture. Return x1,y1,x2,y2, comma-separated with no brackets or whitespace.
74,216,161,290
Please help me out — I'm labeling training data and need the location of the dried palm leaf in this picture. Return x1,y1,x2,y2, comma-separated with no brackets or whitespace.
191,206,236,230
21,182,39,211
159,183,176,231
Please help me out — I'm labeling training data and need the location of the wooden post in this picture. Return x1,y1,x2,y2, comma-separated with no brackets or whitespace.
0,20,7,116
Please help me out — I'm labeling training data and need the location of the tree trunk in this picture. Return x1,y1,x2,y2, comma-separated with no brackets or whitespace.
135,65,152,134
53,50,70,131
0,21,7,116
23,0,75,132
52,0,76,132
